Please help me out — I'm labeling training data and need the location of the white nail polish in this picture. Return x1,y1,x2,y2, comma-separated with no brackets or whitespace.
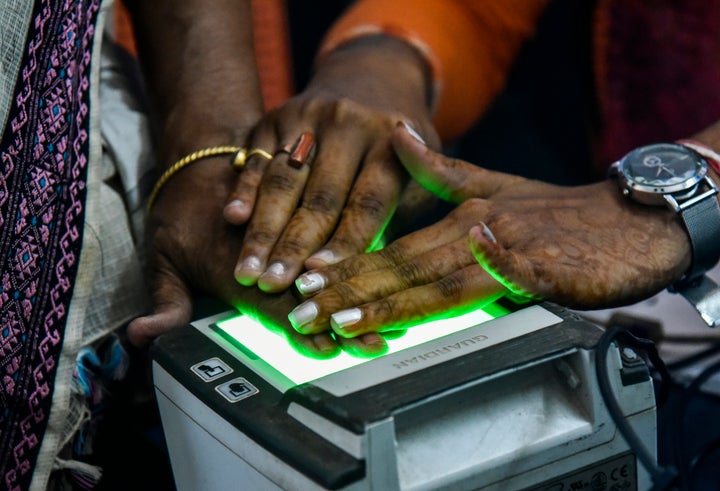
241,255,261,272
296,273,326,295
265,262,286,278
481,222,497,244
288,302,318,329
330,308,362,330
402,120,426,145
308,249,338,265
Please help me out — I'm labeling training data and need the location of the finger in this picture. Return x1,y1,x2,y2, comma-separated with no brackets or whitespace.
256,131,367,292
289,238,478,334
224,120,277,224
234,135,314,286
283,329,343,359
295,198,490,297
392,120,521,202
336,332,389,358
304,142,406,271
126,256,193,348
330,264,506,338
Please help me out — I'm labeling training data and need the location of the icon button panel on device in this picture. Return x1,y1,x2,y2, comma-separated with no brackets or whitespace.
191,357,233,382
215,377,259,403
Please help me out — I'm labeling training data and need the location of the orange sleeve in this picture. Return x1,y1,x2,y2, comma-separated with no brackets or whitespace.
319,0,550,142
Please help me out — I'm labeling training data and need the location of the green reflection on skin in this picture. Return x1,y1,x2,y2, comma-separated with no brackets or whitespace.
474,258,541,305
239,308,341,360
366,225,388,253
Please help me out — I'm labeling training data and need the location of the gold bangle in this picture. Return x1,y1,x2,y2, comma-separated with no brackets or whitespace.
146,145,244,214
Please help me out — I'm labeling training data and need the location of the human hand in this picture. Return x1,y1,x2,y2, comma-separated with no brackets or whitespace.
226,36,439,294
126,158,388,356
286,122,691,338
124,1,389,356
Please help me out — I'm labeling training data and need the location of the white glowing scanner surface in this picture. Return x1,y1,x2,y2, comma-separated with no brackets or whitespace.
215,306,502,386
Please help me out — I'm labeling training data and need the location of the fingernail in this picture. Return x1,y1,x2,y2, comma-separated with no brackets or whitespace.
330,308,362,333
308,249,338,266
401,120,426,145
288,301,318,332
296,272,326,295
235,255,262,285
480,222,497,243
224,199,248,219
312,333,337,353
263,262,286,279
227,199,245,210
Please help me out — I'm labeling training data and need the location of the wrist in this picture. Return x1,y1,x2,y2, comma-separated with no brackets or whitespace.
158,104,261,170
310,34,432,115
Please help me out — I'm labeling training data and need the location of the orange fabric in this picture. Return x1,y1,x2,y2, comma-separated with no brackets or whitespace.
111,0,292,112
319,0,550,143
113,0,137,57
250,0,294,110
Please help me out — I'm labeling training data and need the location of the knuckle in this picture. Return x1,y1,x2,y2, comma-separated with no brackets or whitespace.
330,98,361,125
377,243,409,266
275,236,310,257
264,172,296,193
434,274,466,302
332,282,362,305
460,197,486,212
393,261,422,287
329,254,374,279
327,98,394,130
298,96,326,116
371,297,396,322
245,227,278,247
303,189,342,215
349,193,387,221
325,235,365,256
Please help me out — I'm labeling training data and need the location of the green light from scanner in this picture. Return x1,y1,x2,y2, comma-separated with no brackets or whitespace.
215,302,510,386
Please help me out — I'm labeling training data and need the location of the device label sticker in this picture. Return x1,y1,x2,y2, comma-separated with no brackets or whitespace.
191,357,233,382
216,377,259,403
526,452,636,491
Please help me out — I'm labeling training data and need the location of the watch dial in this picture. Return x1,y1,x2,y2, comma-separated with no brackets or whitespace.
622,143,701,187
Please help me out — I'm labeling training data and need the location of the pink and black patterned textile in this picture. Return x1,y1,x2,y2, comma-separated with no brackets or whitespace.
0,1,100,490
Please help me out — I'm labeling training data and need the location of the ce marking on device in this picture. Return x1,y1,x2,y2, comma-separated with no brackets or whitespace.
610,463,630,481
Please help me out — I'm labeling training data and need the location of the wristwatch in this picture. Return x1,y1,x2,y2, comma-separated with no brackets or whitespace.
610,142,720,326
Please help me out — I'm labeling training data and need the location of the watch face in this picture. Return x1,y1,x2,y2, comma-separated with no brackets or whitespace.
618,143,706,197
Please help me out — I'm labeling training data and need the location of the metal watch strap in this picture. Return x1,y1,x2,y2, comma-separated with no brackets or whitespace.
674,276,720,327
672,141,720,326
676,188,720,282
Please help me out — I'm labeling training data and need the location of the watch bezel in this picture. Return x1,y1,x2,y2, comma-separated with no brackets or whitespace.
615,143,708,206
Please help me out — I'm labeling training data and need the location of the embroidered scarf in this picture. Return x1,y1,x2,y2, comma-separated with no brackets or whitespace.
0,1,100,490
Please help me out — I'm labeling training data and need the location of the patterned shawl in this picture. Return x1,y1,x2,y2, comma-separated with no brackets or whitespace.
0,1,100,490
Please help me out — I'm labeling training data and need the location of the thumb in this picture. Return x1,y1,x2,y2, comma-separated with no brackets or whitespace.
126,259,193,348
392,120,509,203
468,222,542,304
